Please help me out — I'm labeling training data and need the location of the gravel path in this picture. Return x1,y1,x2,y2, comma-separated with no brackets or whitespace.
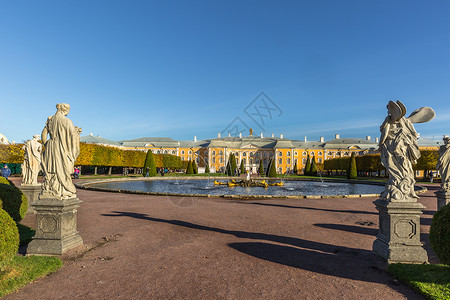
6,178,440,299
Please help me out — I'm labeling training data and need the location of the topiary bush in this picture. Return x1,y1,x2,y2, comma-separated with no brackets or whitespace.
0,184,28,222
0,176,14,186
430,204,450,265
0,208,19,269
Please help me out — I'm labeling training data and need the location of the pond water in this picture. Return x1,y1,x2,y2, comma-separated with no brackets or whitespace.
88,179,385,196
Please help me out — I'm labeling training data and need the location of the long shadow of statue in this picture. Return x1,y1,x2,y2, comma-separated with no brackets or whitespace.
101,210,423,298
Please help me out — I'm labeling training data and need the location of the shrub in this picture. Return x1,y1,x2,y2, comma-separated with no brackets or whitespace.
258,159,264,175
0,184,28,222
192,160,198,174
143,150,157,177
205,163,210,174
186,161,194,174
240,159,245,174
268,158,277,177
347,152,357,180
304,155,311,175
430,204,450,265
293,161,298,174
0,177,14,186
310,157,318,176
0,208,19,269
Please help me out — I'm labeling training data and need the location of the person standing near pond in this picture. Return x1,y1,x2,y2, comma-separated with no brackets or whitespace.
40,103,81,199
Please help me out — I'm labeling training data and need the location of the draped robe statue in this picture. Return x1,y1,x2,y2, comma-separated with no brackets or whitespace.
436,136,450,192
40,103,81,200
22,135,42,185
379,100,435,202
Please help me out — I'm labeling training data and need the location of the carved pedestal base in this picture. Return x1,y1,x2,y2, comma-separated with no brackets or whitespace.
27,197,83,256
372,199,428,264
19,184,42,214
435,190,450,211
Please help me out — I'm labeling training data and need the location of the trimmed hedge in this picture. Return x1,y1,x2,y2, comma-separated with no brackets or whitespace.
0,184,28,222
430,204,450,265
0,208,19,269
0,177,14,186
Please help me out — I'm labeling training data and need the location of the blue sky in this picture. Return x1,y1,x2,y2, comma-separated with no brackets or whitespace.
1,1,450,143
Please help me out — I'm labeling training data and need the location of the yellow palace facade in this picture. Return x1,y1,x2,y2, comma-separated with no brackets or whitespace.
80,130,442,174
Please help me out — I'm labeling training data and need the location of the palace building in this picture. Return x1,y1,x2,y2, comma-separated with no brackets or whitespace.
80,130,443,174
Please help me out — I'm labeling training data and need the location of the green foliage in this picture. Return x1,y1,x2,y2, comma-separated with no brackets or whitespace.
293,161,298,174
0,177,14,186
0,256,62,297
0,144,25,164
230,153,237,173
205,163,210,174
162,154,182,170
430,204,450,265
226,159,232,176
0,184,28,222
388,263,450,300
304,155,311,175
17,223,35,247
143,150,157,177
347,152,357,180
0,208,19,269
310,156,318,176
192,160,198,174
240,159,245,174
186,160,194,174
258,159,264,174
415,150,439,171
268,157,277,177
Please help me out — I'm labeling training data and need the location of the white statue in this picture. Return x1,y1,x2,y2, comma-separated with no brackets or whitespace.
22,135,42,185
379,100,435,201
40,103,81,200
436,136,450,192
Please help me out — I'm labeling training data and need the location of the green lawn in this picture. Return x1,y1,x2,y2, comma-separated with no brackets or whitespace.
0,223,62,297
388,264,450,300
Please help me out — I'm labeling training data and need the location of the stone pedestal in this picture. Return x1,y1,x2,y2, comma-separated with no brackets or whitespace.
372,199,428,264
435,190,450,211
27,197,83,256
19,184,42,214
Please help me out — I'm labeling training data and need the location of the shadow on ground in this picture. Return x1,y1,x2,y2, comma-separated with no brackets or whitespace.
101,210,420,298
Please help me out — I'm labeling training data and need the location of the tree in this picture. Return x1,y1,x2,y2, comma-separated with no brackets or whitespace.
304,155,311,176
347,152,357,179
310,156,318,176
240,159,245,174
192,159,198,174
415,150,439,179
258,159,264,175
186,160,194,174
143,150,157,177
205,163,210,174
293,161,298,174
268,157,277,177
230,153,237,174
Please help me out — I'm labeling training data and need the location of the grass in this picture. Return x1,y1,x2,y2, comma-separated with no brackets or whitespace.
388,263,450,300
0,223,61,297
0,256,62,297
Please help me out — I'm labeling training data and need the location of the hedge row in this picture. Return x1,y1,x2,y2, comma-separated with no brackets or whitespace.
1,143,182,169
324,150,439,172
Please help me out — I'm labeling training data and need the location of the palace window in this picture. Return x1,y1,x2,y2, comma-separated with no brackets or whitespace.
172,150,176,155
318,151,323,156
243,152,247,157
188,150,192,155
263,158,267,165
219,150,223,156
243,158,246,164
212,157,216,163
196,157,200,164
212,151,216,156
294,151,298,156
310,152,314,156
302,151,307,156
287,158,291,164
256,158,260,164
264,152,267,157
250,158,253,164
164,150,168,154
302,158,307,164
181,157,184,161
318,158,323,163
188,157,192,161
287,151,291,156
278,167,282,173
278,158,282,164
336,152,341,157
157,150,161,154
219,157,223,164
278,151,282,157
181,150,185,155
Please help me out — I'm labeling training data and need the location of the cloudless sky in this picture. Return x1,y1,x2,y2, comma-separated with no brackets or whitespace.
1,1,450,143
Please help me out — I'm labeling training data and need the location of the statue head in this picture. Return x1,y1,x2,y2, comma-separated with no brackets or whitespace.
33,134,40,140
444,136,450,145
56,103,71,116
387,100,406,122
